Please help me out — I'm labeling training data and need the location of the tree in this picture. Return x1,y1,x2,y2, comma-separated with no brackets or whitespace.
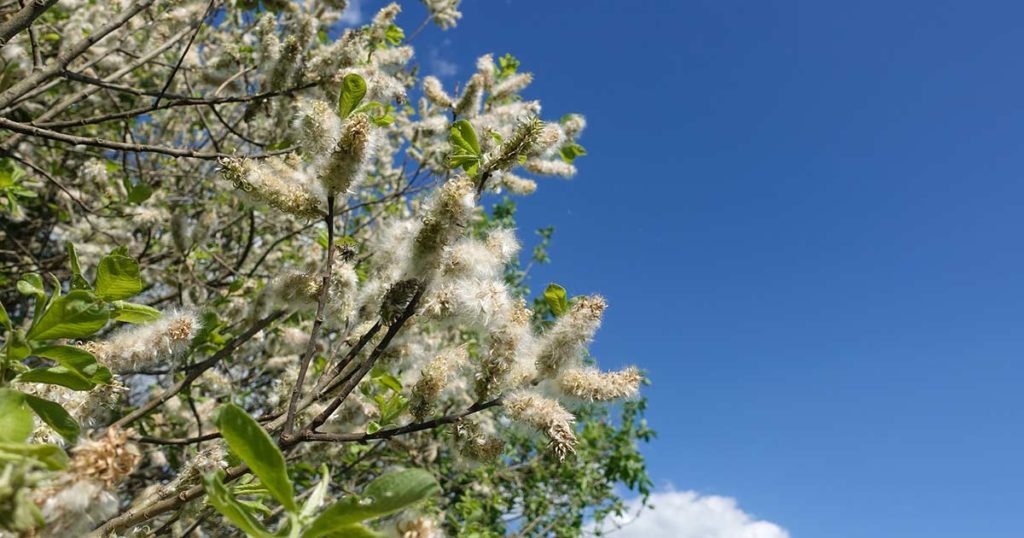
0,1,652,536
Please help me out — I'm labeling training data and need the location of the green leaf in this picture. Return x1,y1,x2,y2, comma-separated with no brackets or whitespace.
300,465,331,519
16,273,47,321
29,344,110,386
127,182,153,204
16,273,45,300
6,329,31,362
110,301,162,323
18,367,96,391
66,243,91,290
449,120,482,174
366,421,381,434
450,120,481,154
26,290,109,340
33,345,99,373
338,74,367,119
303,469,439,536
0,158,24,188
543,283,570,317
203,471,274,538
214,403,297,512
305,525,381,538
0,300,10,331
374,372,402,393
384,24,404,46
370,114,394,127
498,53,520,79
95,251,143,301
0,442,68,470
559,143,587,164
0,389,33,443
23,394,79,443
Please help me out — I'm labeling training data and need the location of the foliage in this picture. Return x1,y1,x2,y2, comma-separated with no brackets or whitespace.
0,1,652,536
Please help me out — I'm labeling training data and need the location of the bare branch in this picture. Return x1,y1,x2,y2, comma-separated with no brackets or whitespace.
0,117,294,160
0,0,59,47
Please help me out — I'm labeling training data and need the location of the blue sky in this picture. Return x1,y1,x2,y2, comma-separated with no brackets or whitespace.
395,1,1024,536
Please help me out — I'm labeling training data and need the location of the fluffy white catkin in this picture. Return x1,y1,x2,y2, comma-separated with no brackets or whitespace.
85,310,200,373
557,366,643,402
504,391,577,460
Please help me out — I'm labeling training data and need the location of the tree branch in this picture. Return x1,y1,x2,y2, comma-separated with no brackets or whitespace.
282,194,337,438
0,0,59,48
0,0,157,109
0,117,294,160
304,398,504,443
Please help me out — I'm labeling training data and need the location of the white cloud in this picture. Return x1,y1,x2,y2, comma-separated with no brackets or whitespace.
338,0,363,25
428,47,458,78
594,490,788,538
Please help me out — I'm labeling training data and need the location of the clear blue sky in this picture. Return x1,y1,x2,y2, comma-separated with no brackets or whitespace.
404,1,1024,536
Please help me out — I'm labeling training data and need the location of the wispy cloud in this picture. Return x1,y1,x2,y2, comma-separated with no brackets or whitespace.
592,489,788,538
338,0,363,25
428,46,458,78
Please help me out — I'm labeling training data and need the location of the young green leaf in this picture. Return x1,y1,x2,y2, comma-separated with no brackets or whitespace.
26,290,109,341
338,74,368,119
300,465,332,519
33,344,101,374
15,274,44,298
110,301,162,324
17,367,97,391
0,299,10,331
543,283,570,317
450,119,481,154
498,53,520,79
0,442,69,470
449,120,482,174
66,242,91,290
203,471,275,538
559,142,587,164
127,182,154,204
0,389,33,443
6,329,31,362
374,372,402,393
384,24,404,46
16,273,47,321
302,469,440,536
214,403,297,513
95,251,143,301
304,524,382,538
27,344,111,387
23,394,79,443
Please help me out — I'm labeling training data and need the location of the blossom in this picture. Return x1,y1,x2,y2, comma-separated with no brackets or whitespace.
524,158,577,178
535,296,607,376
454,74,485,118
85,310,200,373
69,428,141,487
452,418,504,462
491,72,533,99
557,366,643,401
505,391,577,460
481,117,546,174
410,347,467,420
411,177,475,273
295,99,343,162
320,113,377,195
220,157,324,219
423,0,463,30
423,76,453,108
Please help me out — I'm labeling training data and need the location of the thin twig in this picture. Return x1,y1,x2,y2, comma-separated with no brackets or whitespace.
282,194,337,439
0,117,295,160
